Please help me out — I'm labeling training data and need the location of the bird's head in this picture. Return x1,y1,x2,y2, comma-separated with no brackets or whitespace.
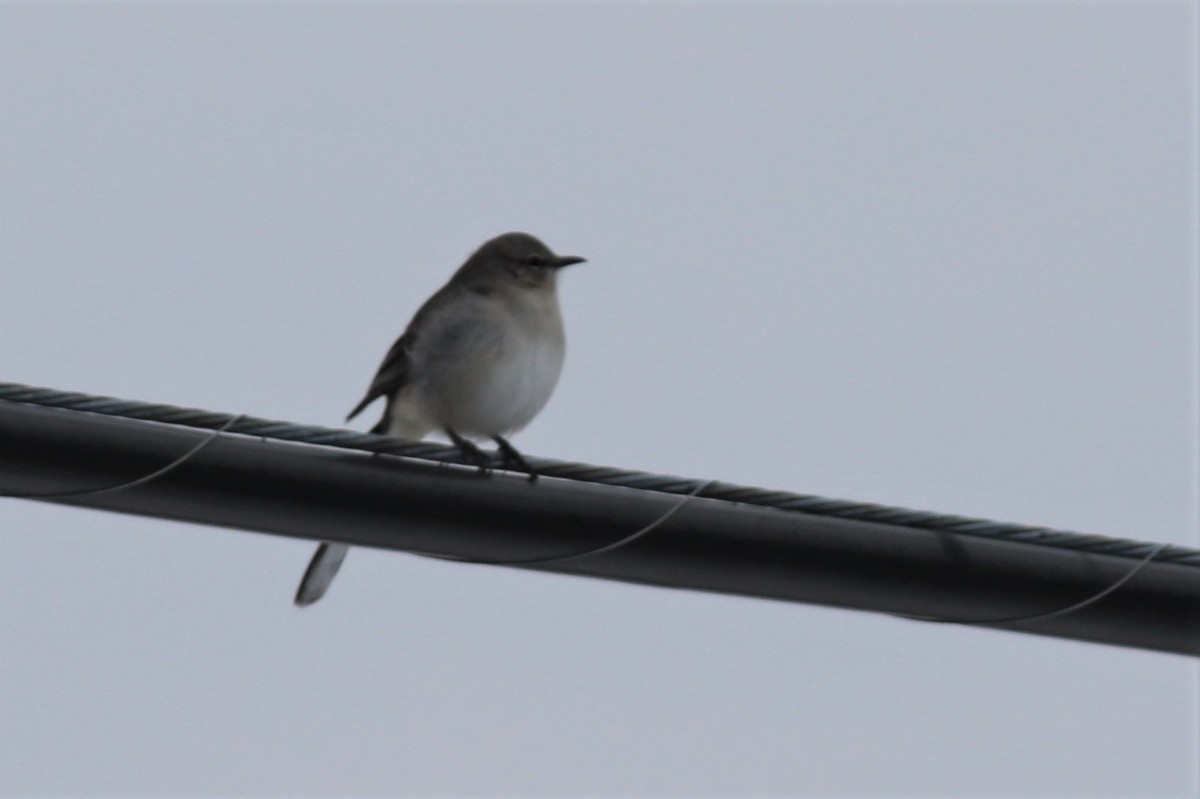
462,232,586,290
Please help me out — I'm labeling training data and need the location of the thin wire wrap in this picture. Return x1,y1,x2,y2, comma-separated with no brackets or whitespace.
897,542,1172,626
2,381,1197,568
421,478,714,566
1,412,243,499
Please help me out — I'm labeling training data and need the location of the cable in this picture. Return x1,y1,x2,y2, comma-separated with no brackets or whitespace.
5,385,1196,653
2,382,1197,570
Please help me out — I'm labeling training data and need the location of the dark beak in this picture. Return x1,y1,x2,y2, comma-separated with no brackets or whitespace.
552,255,586,268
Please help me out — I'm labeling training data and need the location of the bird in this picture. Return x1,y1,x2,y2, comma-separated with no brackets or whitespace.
294,232,585,606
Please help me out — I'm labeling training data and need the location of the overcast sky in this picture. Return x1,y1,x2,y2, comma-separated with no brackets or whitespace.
1,2,1197,796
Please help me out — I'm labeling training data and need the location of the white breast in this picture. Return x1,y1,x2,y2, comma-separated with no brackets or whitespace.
464,330,564,435
404,288,566,438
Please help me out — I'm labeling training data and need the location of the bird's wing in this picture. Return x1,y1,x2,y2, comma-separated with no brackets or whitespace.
346,332,412,423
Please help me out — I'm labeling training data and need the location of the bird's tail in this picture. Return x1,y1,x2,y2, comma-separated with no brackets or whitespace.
294,418,428,607
294,542,349,607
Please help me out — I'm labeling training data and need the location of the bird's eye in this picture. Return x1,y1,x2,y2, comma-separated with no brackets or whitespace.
525,254,546,267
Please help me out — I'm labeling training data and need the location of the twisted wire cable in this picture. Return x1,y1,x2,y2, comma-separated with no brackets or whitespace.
3,381,1197,568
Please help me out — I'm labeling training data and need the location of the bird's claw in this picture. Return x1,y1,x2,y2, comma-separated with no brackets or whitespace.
494,436,538,482
446,429,493,476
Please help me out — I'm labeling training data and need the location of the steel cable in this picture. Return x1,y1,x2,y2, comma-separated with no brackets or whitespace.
2,381,1197,569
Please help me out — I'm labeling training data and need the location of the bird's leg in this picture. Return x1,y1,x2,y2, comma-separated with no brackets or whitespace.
445,428,492,475
493,435,538,482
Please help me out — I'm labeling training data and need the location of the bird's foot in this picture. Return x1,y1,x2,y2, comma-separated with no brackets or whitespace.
494,435,538,482
446,429,493,476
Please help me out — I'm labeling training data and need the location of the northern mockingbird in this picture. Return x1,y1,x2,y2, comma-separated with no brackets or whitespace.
294,232,585,606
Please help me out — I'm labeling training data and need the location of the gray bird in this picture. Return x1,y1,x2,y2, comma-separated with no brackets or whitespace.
294,232,585,606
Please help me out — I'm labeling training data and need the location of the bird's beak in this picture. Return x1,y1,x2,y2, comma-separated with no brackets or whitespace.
552,255,586,268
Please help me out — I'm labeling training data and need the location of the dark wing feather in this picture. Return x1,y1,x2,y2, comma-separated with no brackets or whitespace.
346,332,413,423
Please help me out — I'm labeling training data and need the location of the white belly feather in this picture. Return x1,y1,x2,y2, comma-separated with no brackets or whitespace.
391,288,565,438
450,331,563,435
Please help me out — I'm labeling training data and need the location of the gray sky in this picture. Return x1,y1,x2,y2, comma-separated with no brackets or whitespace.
1,2,1197,796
